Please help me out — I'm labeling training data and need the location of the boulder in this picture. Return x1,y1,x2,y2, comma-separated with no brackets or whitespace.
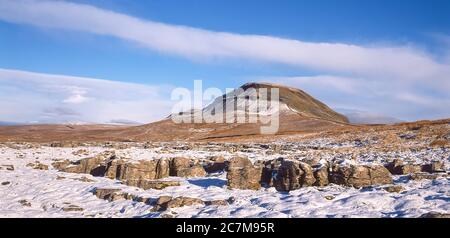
104,158,127,179
226,157,262,190
53,151,115,176
408,172,447,180
313,165,329,187
106,158,170,182
156,158,171,178
115,160,160,181
274,160,316,191
170,157,206,177
57,155,173,189
73,176,95,183
261,158,284,187
330,164,392,188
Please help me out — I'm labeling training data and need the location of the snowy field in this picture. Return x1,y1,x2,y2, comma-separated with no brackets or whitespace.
0,142,448,218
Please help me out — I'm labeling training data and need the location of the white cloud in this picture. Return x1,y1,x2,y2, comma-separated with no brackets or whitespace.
62,86,90,104
0,0,449,122
0,68,173,124
0,0,449,87
263,75,450,121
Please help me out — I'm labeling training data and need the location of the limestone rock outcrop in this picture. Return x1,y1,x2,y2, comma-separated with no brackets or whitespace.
226,157,262,190
170,157,206,177
330,164,393,188
274,160,316,191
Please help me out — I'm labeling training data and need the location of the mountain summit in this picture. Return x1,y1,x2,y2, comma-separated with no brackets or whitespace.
239,82,348,123
123,82,349,141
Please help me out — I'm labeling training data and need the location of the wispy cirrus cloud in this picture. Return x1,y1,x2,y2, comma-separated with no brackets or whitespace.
0,0,449,122
0,0,449,85
0,68,173,124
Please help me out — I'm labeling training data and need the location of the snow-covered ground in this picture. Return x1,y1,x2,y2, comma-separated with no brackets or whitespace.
0,143,448,218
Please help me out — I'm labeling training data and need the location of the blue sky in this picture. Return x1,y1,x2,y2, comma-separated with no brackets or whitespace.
0,0,449,124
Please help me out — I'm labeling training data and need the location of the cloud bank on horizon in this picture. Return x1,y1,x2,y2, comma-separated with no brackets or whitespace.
0,68,172,124
0,0,449,124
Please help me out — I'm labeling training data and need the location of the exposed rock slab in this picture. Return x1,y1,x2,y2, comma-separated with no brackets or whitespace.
330,164,393,188
123,179,180,190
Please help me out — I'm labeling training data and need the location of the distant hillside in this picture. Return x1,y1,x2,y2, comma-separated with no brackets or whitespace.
0,83,355,142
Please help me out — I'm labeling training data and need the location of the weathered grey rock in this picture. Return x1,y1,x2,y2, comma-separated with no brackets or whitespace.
274,160,316,191
226,157,262,190
330,164,393,188
170,157,206,177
